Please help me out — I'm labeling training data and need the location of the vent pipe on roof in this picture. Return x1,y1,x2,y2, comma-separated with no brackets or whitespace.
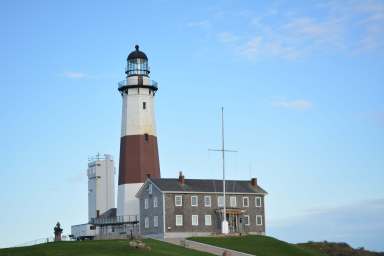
251,178,257,187
178,171,185,185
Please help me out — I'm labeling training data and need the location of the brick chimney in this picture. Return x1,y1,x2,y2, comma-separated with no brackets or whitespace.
251,178,257,187
178,171,185,185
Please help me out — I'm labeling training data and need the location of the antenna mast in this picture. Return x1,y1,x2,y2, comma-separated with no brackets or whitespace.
209,107,237,234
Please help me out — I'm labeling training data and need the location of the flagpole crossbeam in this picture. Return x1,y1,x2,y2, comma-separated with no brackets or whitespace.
209,149,238,152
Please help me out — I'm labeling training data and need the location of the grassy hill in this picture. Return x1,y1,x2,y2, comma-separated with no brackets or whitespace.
298,241,384,256
0,239,213,256
2,236,380,256
189,235,327,256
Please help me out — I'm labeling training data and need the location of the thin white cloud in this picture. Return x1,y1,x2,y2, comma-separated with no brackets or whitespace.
215,0,384,59
217,32,239,43
283,16,344,47
272,99,313,110
238,15,344,59
186,20,210,29
63,71,87,79
239,37,301,60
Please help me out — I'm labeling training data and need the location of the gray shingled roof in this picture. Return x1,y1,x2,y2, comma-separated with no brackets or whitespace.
149,178,267,194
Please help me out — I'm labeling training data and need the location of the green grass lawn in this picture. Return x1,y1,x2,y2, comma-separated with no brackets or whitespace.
189,235,327,256
0,239,213,256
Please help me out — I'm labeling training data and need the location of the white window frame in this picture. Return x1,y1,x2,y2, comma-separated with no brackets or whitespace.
255,196,262,207
230,196,237,207
175,195,182,207
204,195,211,207
175,215,183,226
148,183,153,194
256,215,263,226
191,195,198,207
217,196,224,207
153,216,158,227
244,215,250,226
144,217,149,228
192,215,199,226
243,197,249,207
153,196,158,208
144,198,149,209
204,215,212,226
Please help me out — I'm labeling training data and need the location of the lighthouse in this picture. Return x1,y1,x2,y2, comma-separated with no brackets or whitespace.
116,45,160,218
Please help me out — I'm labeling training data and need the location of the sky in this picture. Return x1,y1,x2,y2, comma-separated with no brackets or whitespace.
0,0,383,251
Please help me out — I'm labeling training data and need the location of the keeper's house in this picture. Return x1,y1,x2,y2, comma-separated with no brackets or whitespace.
135,172,267,238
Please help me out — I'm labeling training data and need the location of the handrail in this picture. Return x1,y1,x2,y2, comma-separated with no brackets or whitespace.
90,215,139,225
117,80,158,89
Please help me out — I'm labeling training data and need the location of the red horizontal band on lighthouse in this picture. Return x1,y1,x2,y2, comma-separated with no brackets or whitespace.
118,134,160,185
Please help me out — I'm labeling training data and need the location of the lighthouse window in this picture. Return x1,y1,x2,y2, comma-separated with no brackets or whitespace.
144,133,149,141
143,102,146,109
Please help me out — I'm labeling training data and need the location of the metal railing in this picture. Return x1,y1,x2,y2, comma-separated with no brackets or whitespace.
90,215,139,225
88,153,112,163
9,235,72,248
117,80,158,90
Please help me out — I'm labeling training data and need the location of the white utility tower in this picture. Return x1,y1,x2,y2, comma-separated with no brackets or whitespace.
87,153,115,221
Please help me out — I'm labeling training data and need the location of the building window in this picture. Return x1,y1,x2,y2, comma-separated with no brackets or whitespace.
153,196,158,208
230,196,237,207
144,198,149,209
175,195,182,207
204,196,211,207
154,216,158,227
144,133,149,141
148,184,152,194
256,215,263,226
176,215,183,226
243,197,249,207
244,215,250,226
144,217,149,228
205,215,212,226
217,196,224,207
191,195,198,207
255,196,262,207
192,215,199,226
143,102,146,109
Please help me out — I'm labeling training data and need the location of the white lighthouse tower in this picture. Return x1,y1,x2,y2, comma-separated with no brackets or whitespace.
116,45,160,218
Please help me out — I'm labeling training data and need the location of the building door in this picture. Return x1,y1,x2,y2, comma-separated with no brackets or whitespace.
238,217,244,234
227,214,239,233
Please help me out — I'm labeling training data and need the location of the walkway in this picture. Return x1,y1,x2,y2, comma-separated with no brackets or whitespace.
163,238,255,256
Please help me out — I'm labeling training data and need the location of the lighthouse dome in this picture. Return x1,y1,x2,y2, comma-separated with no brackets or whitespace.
127,45,148,61
126,45,150,76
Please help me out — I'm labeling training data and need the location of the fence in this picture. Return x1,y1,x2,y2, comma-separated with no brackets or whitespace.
10,235,72,248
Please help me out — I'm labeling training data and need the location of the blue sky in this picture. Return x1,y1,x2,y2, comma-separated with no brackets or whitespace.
0,0,383,251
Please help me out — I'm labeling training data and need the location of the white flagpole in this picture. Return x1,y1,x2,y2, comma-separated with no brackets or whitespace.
221,107,228,234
